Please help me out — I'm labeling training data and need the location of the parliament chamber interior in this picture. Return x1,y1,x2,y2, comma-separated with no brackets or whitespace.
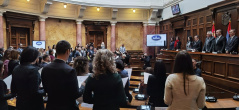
1,0,239,110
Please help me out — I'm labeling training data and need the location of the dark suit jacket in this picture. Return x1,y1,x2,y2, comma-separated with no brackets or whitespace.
8,60,19,76
41,59,84,110
83,73,127,110
11,64,45,110
225,36,239,53
211,36,226,53
169,41,175,50
147,75,167,107
193,40,202,52
0,79,14,110
202,37,215,52
176,41,181,50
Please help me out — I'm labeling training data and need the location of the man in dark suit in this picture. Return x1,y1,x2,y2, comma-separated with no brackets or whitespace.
202,31,215,52
225,29,239,53
192,35,202,52
41,40,84,110
211,29,226,53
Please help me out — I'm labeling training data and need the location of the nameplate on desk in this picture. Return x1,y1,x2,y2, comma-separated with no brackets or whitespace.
202,51,206,53
212,52,218,54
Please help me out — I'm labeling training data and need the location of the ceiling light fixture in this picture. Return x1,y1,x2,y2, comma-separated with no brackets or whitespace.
27,0,30,2
133,9,136,13
64,4,67,8
97,7,100,12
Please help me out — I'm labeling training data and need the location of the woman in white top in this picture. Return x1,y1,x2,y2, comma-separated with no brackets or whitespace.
164,50,206,110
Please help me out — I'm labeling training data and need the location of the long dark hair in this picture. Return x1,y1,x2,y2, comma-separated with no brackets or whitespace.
154,60,166,84
188,36,193,42
173,50,194,95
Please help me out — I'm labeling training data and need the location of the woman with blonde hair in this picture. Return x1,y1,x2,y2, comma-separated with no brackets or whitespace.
83,49,127,110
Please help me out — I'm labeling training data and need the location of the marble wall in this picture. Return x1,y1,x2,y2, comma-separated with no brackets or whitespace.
45,18,77,49
107,25,111,50
116,22,143,50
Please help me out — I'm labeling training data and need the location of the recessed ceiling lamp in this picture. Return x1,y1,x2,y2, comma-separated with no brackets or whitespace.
64,4,67,8
133,9,136,13
27,0,30,2
97,7,100,11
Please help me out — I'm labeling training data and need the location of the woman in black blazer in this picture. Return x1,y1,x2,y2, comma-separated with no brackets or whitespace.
0,61,15,110
11,46,45,110
83,49,127,110
147,60,167,107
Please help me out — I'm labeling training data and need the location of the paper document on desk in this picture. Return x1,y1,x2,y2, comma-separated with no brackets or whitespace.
125,68,132,80
77,76,89,88
144,72,152,84
81,102,93,108
122,77,128,88
3,75,12,89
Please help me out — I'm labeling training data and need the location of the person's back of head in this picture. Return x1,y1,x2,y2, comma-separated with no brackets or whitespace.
145,67,154,74
173,50,194,95
3,49,12,62
73,56,89,76
20,46,39,64
10,49,20,60
93,49,117,79
56,40,71,59
43,54,50,62
115,60,124,71
154,60,166,80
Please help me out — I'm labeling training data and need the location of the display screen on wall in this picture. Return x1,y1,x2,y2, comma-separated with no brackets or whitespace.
147,34,167,47
32,41,46,49
171,4,181,15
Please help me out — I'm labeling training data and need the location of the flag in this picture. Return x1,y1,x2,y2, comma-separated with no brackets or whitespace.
212,21,216,38
226,20,231,41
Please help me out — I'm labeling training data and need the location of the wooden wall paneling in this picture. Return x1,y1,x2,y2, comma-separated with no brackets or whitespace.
227,63,239,81
213,61,226,77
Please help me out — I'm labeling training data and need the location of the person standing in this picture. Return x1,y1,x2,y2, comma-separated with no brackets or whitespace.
186,36,193,51
169,37,175,50
147,60,167,107
83,49,127,110
164,50,205,110
11,46,45,110
225,29,239,53
211,29,226,53
2,49,11,79
41,40,84,110
192,35,202,52
202,31,215,52
101,42,105,49
8,49,20,76
0,61,15,110
174,36,181,50
17,43,23,53
120,44,126,54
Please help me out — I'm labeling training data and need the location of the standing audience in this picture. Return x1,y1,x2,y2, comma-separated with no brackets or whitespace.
2,49,11,79
8,49,20,76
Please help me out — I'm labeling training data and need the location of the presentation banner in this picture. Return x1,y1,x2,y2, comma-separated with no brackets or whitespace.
33,41,46,49
147,34,167,46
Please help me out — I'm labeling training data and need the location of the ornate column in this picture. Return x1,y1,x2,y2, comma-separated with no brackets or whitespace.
143,22,148,54
111,21,117,52
0,11,4,48
76,20,83,46
39,17,47,41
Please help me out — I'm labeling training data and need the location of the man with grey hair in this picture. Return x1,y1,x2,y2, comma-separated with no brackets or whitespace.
202,31,215,52
211,29,226,53
225,29,239,53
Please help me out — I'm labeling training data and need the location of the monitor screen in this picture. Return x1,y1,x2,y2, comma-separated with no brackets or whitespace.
32,41,46,49
171,4,180,15
147,34,167,47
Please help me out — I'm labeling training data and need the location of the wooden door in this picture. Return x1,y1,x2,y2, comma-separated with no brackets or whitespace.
10,27,29,49
88,31,104,49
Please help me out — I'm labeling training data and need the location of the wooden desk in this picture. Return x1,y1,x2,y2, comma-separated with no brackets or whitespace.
206,98,239,109
158,50,239,98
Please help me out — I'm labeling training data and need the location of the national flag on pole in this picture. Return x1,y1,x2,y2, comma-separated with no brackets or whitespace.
226,20,231,41
212,21,216,38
